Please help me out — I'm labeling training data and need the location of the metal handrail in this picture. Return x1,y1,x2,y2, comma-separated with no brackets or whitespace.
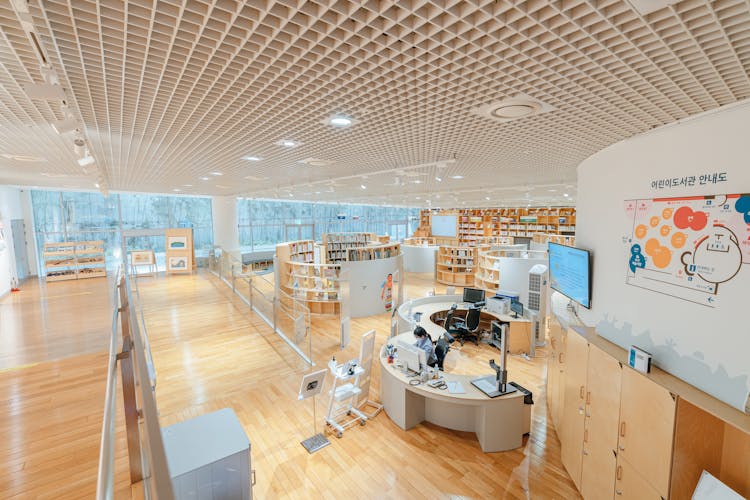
95,271,124,500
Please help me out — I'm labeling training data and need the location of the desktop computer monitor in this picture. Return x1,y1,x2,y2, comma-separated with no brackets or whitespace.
510,300,523,318
397,340,426,373
463,287,486,304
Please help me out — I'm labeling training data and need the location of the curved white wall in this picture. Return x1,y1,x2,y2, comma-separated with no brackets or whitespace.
576,101,750,411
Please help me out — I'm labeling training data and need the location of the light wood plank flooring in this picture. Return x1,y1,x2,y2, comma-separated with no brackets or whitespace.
0,270,579,499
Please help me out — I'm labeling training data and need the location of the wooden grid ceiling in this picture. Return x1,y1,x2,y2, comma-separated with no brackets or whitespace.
0,0,749,207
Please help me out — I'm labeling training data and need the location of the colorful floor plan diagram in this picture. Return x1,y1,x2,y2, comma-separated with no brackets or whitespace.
624,194,750,307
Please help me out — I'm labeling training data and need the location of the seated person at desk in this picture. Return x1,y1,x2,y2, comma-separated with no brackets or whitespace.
413,326,437,368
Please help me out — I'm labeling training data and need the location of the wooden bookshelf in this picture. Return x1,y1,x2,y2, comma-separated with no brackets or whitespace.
532,233,576,246
412,207,576,239
43,240,106,282
346,243,401,261
403,237,436,246
435,244,489,286
285,261,342,315
276,240,340,315
322,232,375,263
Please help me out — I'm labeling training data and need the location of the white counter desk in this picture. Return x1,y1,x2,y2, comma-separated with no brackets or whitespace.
395,295,533,354
379,295,533,452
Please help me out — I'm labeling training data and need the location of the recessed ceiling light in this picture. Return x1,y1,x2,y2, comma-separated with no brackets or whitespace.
485,197,490,200
548,189,557,192
210,172,223,176
173,188,181,192
276,139,301,148
1,153,46,162
298,158,332,167
77,155,95,167
242,155,262,161
324,114,354,128
471,94,555,123
94,183,100,188
200,177,209,181
411,179,423,184
450,175,464,179
563,193,569,197
435,176,442,182
183,184,193,187
360,184,367,190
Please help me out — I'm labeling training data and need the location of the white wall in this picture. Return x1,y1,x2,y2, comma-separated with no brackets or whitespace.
576,101,750,411
0,187,23,297
212,196,239,252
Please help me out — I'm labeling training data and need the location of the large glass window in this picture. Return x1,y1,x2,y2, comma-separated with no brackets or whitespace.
237,198,420,252
31,190,213,271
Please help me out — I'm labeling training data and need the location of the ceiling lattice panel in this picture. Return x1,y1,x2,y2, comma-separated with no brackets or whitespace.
0,0,748,206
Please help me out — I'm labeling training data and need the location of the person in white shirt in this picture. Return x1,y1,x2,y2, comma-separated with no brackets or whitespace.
413,326,437,368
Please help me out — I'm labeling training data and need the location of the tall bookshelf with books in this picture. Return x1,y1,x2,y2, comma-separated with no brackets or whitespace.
435,244,489,286
413,207,576,239
322,232,375,263
276,240,341,315
43,240,106,282
346,243,401,261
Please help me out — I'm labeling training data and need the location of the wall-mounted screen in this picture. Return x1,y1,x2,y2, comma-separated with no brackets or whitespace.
430,215,457,237
548,242,592,309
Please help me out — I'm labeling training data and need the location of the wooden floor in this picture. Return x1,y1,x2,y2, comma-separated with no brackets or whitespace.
0,270,579,499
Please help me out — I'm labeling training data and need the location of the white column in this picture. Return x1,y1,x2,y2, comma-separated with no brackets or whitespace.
211,196,240,253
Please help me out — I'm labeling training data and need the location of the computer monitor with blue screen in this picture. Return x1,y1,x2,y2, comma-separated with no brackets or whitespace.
510,300,523,318
462,287,485,304
548,242,592,309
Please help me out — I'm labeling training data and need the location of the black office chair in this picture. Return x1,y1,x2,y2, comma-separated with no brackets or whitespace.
454,306,482,345
443,304,465,333
434,333,453,370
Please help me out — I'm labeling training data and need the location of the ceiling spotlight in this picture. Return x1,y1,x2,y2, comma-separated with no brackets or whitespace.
200,177,209,181
435,176,442,182
450,175,464,180
77,155,94,167
94,183,100,188
276,139,301,148
173,188,181,192
360,184,367,190
485,197,490,201
210,172,223,176
563,193,569,197
324,114,354,128
242,155,262,161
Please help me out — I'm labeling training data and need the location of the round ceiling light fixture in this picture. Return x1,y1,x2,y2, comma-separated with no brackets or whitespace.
275,139,302,148
489,99,541,120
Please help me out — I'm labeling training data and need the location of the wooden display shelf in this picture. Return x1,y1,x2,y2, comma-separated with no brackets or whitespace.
435,244,488,286
403,237,436,246
276,241,342,315
347,243,400,261
412,207,576,241
322,232,375,263
43,240,107,282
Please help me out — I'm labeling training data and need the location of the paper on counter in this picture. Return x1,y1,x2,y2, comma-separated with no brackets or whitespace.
447,381,465,394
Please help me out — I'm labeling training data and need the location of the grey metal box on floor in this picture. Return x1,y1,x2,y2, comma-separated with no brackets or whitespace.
162,408,252,499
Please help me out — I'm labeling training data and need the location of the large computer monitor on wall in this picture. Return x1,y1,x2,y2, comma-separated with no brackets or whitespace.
463,287,486,304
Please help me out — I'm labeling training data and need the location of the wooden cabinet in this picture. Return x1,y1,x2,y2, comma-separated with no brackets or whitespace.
581,344,622,500
615,456,663,499
559,330,588,490
546,316,566,429
618,367,676,498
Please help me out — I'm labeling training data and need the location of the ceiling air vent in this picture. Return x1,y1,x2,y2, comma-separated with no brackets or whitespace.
471,94,555,123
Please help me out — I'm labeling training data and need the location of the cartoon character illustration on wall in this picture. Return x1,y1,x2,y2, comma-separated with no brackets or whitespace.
680,224,743,293
381,273,393,312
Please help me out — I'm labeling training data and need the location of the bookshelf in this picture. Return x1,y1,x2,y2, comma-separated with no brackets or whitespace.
44,240,106,282
403,237,436,246
413,207,576,239
435,244,489,286
285,261,342,315
322,232,375,263
532,233,576,246
276,240,340,315
346,243,401,261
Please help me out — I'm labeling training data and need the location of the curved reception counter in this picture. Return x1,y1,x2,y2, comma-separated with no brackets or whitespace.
379,295,533,452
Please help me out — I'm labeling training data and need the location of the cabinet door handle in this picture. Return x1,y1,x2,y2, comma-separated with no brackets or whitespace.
579,385,585,399
251,469,256,486
583,429,588,443
586,391,591,405
615,490,622,496
620,421,626,437
616,465,623,480
582,449,589,456
559,352,564,363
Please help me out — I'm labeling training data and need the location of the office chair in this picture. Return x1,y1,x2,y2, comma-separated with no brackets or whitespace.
443,304,465,334
434,334,452,370
454,306,482,345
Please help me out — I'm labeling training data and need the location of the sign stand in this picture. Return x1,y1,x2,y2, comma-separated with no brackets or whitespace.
298,369,330,454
